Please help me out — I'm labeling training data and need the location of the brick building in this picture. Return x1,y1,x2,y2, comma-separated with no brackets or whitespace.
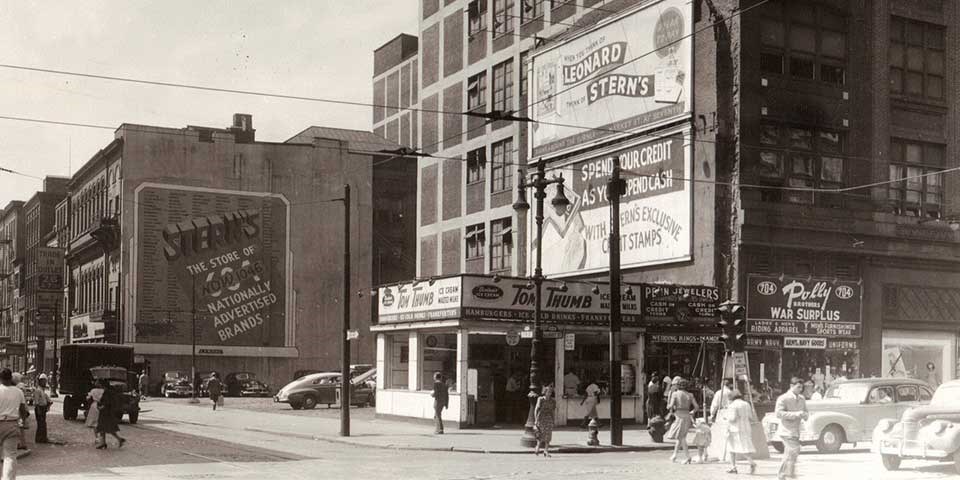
371,0,960,427
0,201,25,370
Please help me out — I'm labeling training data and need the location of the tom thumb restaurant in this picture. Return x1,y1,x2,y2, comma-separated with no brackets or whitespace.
372,274,719,428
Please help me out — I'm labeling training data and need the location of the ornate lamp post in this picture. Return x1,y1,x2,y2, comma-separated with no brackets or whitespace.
512,159,570,447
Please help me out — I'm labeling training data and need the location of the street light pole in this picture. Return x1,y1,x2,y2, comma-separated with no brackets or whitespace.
607,161,625,446
340,184,351,437
513,159,569,448
189,276,199,404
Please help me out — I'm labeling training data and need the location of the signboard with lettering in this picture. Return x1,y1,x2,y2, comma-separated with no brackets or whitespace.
747,275,862,338
377,277,462,323
530,0,692,159
641,283,719,327
535,130,693,277
135,184,289,348
783,337,827,349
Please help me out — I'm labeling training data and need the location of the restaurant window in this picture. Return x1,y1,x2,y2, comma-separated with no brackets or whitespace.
467,147,486,184
387,334,409,389
493,0,514,36
491,137,513,192
755,123,845,204
468,0,488,37
466,223,485,260
467,71,487,111
888,139,945,217
492,59,514,113
759,2,846,86
420,333,458,392
520,0,542,23
890,17,945,99
489,217,512,272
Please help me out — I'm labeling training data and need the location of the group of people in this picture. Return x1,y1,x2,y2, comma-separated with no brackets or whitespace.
0,369,54,480
83,379,127,450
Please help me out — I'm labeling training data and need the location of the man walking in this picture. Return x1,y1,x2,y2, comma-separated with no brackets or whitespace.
0,368,27,479
137,371,149,400
431,372,448,434
775,377,808,480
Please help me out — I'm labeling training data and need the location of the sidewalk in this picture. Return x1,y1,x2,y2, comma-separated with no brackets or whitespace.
131,399,675,454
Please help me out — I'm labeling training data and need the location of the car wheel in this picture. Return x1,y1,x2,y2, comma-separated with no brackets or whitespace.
816,424,845,453
128,411,139,424
771,441,784,454
290,402,303,410
302,395,317,410
881,454,901,471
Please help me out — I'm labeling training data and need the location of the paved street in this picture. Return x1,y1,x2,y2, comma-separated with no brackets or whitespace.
8,397,955,479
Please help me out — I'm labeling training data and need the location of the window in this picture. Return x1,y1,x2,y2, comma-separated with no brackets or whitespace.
519,50,530,98
868,386,895,404
467,72,487,111
492,59,514,112
890,17,945,99
490,217,512,272
888,139,945,217
760,3,846,85
468,0,487,37
420,333,458,392
896,385,918,402
520,0,542,23
466,223,485,259
386,334,409,389
756,123,845,204
491,138,514,192
467,147,486,184
493,0,514,36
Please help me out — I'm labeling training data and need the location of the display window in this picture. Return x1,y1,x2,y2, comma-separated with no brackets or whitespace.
882,329,956,388
385,334,409,389
420,332,458,392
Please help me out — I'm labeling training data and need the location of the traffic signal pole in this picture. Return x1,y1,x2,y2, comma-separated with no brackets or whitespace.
607,161,625,446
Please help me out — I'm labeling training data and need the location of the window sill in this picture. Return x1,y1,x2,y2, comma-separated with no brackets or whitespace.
889,94,949,112
521,15,544,25
467,180,485,186
493,30,514,40
491,188,512,195
466,256,485,261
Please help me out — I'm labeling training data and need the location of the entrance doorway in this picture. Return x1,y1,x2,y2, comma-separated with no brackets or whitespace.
468,334,556,425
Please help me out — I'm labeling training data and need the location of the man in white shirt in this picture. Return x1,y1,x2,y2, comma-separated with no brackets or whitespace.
0,368,27,480
562,370,580,397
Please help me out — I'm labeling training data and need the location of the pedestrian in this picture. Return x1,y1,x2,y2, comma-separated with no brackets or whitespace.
505,369,525,422
665,377,699,464
207,372,223,411
31,377,51,444
646,372,662,419
724,390,757,474
692,417,711,463
562,369,580,398
137,371,149,400
710,378,733,423
48,372,57,398
430,372,448,434
533,384,556,457
85,380,104,431
579,379,600,428
775,377,808,480
94,379,126,449
9,375,25,452
925,362,940,388
0,368,27,480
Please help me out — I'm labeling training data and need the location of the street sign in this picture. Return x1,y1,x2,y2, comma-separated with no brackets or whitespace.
542,326,563,339
346,330,359,341
564,333,576,351
520,330,534,339
733,351,748,379
505,332,520,346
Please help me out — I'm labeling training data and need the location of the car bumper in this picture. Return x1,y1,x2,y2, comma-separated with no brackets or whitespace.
875,437,952,459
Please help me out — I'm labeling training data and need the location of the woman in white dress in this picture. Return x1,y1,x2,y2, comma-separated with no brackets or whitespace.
724,390,757,474
85,382,105,431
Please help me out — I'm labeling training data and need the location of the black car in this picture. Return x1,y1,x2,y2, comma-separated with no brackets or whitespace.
224,372,270,397
159,371,194,398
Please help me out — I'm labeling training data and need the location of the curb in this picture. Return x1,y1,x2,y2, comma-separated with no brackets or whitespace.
243,427,674,454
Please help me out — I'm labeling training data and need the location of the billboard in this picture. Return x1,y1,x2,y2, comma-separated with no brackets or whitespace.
533,129,692,277
135,184,289,348
530,0,692,158
746,275,862,338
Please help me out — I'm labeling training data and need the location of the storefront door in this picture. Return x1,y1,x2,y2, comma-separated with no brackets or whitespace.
468,334,556,425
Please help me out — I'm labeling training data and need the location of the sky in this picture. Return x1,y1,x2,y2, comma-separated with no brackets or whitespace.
0,0,419,206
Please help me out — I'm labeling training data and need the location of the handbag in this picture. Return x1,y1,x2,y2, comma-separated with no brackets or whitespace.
217,395,224,407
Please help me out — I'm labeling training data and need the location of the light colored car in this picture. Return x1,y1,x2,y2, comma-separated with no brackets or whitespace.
761,378,932,453
274,369,376,410
872,379,960,473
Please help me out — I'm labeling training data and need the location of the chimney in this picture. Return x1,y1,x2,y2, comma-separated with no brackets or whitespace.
230,113,255,143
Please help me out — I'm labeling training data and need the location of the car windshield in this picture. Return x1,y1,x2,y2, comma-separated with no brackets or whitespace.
164,372,186,380
235,373,254,381
823,383,870,402
931,385,960,406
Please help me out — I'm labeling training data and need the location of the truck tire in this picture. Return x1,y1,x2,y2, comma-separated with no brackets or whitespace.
63,395,78,421
128,411,139,424
816,424,845,453
881,454,901,471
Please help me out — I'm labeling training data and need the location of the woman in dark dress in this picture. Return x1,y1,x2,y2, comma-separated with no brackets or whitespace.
95,379,126,449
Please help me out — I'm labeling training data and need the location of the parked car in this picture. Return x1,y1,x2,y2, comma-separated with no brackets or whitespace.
274,369,376,410
224,372,270,397
873,379,960,473
761,378,933,453
160,371,194,398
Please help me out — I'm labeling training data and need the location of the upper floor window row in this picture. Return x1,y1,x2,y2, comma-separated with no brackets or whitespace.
890,16,945,100
759,2,847,86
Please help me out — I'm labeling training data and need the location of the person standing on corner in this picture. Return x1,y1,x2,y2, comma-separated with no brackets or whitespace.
31,377,51,444
0,369,26,480
775,377,808,480
431,372,448,434
533,384,556,457
207,373,223,411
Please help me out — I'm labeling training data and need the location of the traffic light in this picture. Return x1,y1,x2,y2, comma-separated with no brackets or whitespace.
717,300,746,352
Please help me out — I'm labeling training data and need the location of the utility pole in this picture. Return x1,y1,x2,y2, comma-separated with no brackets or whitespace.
189,276,198,404
607,160,625,446
340,184,351,437
52,301,58,396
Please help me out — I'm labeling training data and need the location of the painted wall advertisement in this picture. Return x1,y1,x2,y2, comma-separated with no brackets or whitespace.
746,275,862,338
533,130,692,277
530,0,692,158
135,185,288,347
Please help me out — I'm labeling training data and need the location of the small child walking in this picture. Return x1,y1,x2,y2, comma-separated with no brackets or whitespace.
692,417,712,463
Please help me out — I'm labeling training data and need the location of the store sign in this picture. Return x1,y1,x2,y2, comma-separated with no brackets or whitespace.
535,131,693,277
746,337,782,349
649,333,720,344
564,333,576,350
826,339,858,350
641,283,719,327
506,332,520,346
747,275,862,338
0,343,25,356
377,277,462,323
530,0,692,158
783,337,827,349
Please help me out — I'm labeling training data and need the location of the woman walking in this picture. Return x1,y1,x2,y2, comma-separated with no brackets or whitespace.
207,373,223,411
665,377,699,464
85,380,104,432
533,385,556,457
94,380,126,449
724,390,757,474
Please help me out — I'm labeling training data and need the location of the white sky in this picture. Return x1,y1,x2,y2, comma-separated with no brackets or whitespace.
0,1,419,206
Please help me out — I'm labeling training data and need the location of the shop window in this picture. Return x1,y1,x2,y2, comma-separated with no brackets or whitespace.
888,139,945,217
467,147,486,185
760,3,847,86
490,217,512,272
882,334,949,386
890,17,945,100
754,123,846,205
420,333,458,392
467,72,487,111
491,137,514,192
387,334,409,389
492,59,514,113
465,223,485,260
468,0,488,38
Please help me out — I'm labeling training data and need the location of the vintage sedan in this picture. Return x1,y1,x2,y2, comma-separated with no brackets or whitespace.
873,379,960,473
160,371,194,398
274,369,376,410
224,372,270,397
762,378,932,453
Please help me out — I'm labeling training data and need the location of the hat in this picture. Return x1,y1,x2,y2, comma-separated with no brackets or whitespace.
39,373,47,380
672,376,683,385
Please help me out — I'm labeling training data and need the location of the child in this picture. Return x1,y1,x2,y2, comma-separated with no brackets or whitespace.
693,417,712,463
